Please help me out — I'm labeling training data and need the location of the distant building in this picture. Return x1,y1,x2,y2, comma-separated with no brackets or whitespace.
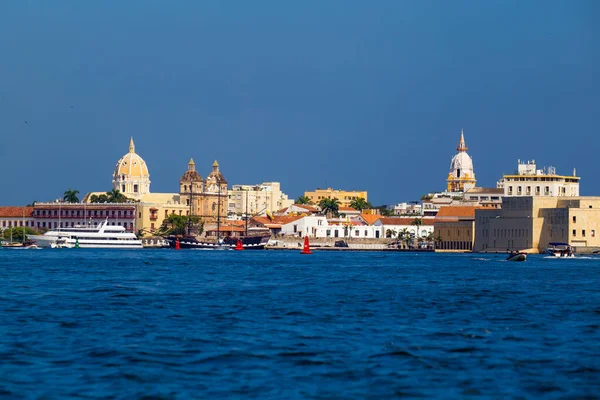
447,130,476,193
462,187,503,208
497,159,579,197
227,182,293,217
474,196,600,253
392,202,422,215
0,207,35,231
434,206,482,252
33,203,136,231
303,188,368,207
179,159,228,223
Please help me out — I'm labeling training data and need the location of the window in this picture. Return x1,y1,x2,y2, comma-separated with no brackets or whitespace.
134,184,139,193
526,186,531,195
573,230,576,236
355,230,359,237
573,216,576,223
122,185,126,192
517,186,522,195
545,186,550,195
592,230,596,237
508,186,513,195
536,186,540,195
582,230,586,237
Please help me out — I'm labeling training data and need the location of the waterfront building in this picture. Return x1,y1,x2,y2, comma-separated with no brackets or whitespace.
434,206,482,252
33,203,136,231
497,160,579,197
473,196,600,253
303,188,368,207
0,207,35,231
227,182,293,217
447,130,476,193
275,204,320,216
373,217,434,239
392,202,422,216
112,138,151,200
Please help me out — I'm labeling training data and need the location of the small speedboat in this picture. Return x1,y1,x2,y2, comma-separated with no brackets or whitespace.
507,252,526,262
545,242,574,257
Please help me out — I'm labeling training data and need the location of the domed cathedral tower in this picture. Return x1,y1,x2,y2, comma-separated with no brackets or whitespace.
447,130,476,192
112,137,151,200
202,160,228,220
179,158,204,216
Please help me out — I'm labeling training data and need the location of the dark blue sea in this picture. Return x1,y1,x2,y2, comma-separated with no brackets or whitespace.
1,249,599,399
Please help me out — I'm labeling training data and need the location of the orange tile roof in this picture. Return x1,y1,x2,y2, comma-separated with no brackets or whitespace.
0,206,34,218
435,206,483,219
378,217,435,226
360,213,381,225
206,226,245,232
338,206,358,211
251,215,304,226
293,204,318,212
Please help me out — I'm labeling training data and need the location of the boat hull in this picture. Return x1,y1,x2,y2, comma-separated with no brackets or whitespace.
507,253,527,262
166,235,270,250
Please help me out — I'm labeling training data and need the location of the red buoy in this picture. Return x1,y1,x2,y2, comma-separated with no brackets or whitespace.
235,239,244,251
300,235,312,254
175,237,181,250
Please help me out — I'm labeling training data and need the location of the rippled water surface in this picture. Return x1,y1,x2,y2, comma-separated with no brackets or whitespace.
1,249,599,399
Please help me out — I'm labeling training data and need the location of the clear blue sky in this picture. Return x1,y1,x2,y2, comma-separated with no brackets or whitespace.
0,1,597,206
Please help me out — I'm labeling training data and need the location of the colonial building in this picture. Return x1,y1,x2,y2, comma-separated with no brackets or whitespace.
497,160,579,197
473,196,600,253
179,159,228,222
33,203,136,231
447,130,476,193
462,187,503,208
112,138,151,200
434,206,482,252
374,217,434,239
227,182,293,217
303,188,368,207
0,207,35,231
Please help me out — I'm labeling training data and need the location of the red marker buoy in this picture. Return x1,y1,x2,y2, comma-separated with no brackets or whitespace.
300,236,312,254
175,237,181,250
235,239,244,251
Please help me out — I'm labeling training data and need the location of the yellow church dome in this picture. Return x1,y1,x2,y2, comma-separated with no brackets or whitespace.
113,137,150,179
112,138,151,199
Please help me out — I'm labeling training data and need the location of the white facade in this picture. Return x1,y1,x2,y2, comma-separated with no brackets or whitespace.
374,218,434,238
392,202,422,215
228,182,293,216
498,160,580,197
279,216,384,239
0,207,36,231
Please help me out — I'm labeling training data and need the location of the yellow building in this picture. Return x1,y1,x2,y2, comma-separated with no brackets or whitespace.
434,206,482,252
304,188,368,207
179,159,228,223
447,130,476,192
474,196,600,253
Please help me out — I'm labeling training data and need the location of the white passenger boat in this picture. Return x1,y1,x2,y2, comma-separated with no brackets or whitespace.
545,242,574,258
29,219,143,249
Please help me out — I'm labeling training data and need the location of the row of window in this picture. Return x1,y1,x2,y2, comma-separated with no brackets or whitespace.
34,221,131,229
35,209,134,217
437,241,472,250
480,228,529,238
573,229,595,238
507,186,559,196
2,221,34,227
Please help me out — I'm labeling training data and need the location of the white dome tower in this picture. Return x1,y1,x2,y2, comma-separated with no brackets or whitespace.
447,129,476,192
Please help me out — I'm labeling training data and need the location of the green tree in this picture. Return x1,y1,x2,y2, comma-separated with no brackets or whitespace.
411,218,423,240
385,229,397,239
397,228,412,249
319,198,341,218
296,195,313,205
157,214,203,236
89,194,109,203
106,189,129,203
349,197,372,211
3,227,39,243
63,188,80,203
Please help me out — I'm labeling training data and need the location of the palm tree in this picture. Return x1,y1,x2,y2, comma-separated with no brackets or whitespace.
349,197,372,211
411,218,423,241
319,198,341,218
106,189,128,203
385,229,397,239
296,195,313,205
398,228,412,249
63,189,80,203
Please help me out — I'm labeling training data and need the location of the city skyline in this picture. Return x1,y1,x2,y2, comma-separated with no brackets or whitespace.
0,1,596,205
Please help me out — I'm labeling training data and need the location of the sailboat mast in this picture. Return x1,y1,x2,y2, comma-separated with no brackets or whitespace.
188,177,193,235
217,181,221,241
245,189,248,237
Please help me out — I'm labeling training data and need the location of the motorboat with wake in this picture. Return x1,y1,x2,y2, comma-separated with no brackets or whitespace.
506,251,527,262
28,218,142,249
545,242,574,258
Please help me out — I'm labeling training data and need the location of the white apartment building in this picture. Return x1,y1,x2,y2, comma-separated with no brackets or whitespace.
497,160,579,197
227,182,293,216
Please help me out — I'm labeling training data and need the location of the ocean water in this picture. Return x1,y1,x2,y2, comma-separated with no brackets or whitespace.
0,249,599,399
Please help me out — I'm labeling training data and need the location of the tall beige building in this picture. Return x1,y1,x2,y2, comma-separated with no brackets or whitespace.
304,188,368,207
497,160,579,197
474,196,600,253
227,182,293,216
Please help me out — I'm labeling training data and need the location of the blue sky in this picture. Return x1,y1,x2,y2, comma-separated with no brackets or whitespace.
0,1,597,205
